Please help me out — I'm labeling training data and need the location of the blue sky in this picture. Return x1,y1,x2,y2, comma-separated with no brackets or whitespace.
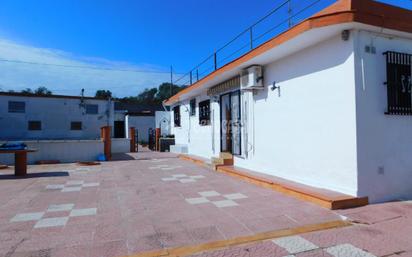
0,0,411,97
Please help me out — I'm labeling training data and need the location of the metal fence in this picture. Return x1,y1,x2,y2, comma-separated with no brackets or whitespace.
172,0,336,87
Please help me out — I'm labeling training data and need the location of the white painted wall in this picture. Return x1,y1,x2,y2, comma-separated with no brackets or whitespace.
234,33,359,196
0,95,114,140
0,140,104,165
172,33,359,195
111,138,131,153
126,115,155,143
354,30,412,203
171,95,220,159
155,111,171,136
170,27,412,202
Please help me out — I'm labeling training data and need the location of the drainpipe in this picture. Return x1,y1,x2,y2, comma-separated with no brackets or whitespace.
125,114,130,139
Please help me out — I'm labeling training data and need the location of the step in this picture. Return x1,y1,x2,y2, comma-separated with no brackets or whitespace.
178,154,210,168
219,152,233,159
216,165,368,210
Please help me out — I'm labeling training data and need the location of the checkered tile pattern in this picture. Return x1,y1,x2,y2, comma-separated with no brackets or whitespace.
162,174,205,183
185,191,248,208
150,158,169,163
10,204,97,229
272,236,376,257
68,167,91,173
46,180,99,192
149,164,182,171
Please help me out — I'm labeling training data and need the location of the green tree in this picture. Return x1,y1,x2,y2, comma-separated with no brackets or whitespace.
34,86,52,95
155,83,184,102
117,82,185,105
137,88,158,104
21,88,33,94
95,90,112,99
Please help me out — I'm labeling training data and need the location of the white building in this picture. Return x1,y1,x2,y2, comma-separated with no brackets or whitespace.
0,92,114,140
166,0,412,203
114,102,165,143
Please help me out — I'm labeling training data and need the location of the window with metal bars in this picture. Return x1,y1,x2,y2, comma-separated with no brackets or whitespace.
173,106,181,127
85,104,98,114
189,99,196,116
384,51,412,115
199,100,211,126
8,101,25,113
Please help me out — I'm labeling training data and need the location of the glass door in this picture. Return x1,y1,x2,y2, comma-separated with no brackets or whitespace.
231,91,241,155
220,93,232,153
220,91,241,155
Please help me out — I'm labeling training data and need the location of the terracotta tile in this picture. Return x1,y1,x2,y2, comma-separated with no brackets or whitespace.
90,240,128,257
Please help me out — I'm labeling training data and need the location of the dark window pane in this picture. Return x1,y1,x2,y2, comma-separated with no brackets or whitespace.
28,121,41,131
71,121,82,130
85,104,98,114
190,99,196,116
199,100,210,126
385,51,412,115
8,101,25,113
173,106,181,127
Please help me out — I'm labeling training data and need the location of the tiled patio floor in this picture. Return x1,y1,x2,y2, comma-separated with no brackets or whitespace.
0,149,343,257
188,201,412,257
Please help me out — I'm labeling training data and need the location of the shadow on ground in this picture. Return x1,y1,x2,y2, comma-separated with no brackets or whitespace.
0,171,69,180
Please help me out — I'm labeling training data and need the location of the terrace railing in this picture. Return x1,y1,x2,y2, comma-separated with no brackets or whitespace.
172,0,336,87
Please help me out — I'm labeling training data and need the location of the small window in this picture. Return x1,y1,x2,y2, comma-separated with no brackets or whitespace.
384,51,412,115
189,99,196,116
173,105,181,127
28,121,41,131
8,101,25,113
85,104,98,114
71,121,82,130
199,100,211,126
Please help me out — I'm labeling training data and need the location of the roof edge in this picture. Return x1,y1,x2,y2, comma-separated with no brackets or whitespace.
165,0,412,106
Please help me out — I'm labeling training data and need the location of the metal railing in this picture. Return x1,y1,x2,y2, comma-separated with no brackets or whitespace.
173,0,336,87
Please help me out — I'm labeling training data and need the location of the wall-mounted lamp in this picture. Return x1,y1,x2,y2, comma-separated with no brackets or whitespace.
271,81,281,97
271,81,279,91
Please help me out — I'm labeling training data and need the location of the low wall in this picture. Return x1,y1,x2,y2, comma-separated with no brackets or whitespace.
0,140,104,165
111,138,131,153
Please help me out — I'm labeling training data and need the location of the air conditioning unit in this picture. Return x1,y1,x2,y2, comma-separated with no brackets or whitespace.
240,65,264,90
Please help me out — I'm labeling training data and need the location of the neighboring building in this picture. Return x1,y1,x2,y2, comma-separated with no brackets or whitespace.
0,92,114,140
165,0,412,203
114,102,164,143
155,111,171,137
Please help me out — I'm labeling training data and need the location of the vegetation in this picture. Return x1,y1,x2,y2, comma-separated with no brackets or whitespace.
20,86,53,96
95,90,112,99
1,82,185,106
100,82,185,105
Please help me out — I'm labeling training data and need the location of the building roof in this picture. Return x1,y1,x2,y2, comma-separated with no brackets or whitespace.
0,91,108,101
165,0,412,106
114,102,164,116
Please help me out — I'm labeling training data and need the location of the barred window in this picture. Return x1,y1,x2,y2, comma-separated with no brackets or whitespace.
199,100,211,126
85,104,98,114
173,106,181,127
28,121,41,131
189,99,196,116
384,51,412,115
8,101,25,113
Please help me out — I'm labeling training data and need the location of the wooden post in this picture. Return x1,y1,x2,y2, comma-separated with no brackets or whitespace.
100,126,112,161
155,128,161,151
15,152,27,176
129,127,136,152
